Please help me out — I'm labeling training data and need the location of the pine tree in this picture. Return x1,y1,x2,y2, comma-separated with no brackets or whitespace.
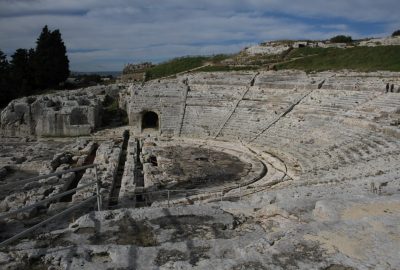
34,25,70,89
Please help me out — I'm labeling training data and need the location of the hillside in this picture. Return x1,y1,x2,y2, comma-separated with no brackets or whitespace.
277,46,400,72
141,39,400,80
144,55,230,81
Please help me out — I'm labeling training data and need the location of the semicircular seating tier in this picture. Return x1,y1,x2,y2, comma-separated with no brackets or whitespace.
123,70,400,188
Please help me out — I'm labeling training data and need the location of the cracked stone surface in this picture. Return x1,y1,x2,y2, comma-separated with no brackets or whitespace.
0,70,399,269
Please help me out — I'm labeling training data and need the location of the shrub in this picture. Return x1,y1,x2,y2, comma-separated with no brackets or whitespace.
330,35,353,43
392,30,400,37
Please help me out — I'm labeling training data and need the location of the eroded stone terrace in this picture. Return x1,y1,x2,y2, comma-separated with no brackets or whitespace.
0,70,399,269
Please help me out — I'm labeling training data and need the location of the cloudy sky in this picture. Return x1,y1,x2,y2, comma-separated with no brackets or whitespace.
0,0,398,72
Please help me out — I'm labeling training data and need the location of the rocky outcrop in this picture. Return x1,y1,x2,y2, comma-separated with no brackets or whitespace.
244,42,290,55
359,36,400,46
0,84,127,137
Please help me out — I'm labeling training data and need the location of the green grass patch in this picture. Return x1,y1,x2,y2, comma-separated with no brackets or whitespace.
145,54,231,81
278,46,400,72
285,47,328,58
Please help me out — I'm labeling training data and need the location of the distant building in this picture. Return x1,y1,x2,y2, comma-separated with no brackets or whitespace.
119,62,154,82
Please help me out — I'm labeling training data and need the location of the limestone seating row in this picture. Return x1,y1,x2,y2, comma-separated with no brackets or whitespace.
185,85,246,107
129,84,186,98
248,113,398,175
218,106,279,136
185,98,237,107
218,115,277,141
253,82,317,90
354,93,400,113
243,86,309,101
186,72,255,86
319,75,399,91
129,95,182,107
309,136,398,173
180,106,234,137
254,72,311,84
253,136,317,175
255,74,309,83
216,88,311,140
301,90,380,109
188,84,246,96
301,153,400,188
257,126,399,178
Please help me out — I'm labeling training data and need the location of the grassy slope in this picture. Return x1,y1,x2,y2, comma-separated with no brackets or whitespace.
145,46,400,81
277,46,400,72
145,55,230,81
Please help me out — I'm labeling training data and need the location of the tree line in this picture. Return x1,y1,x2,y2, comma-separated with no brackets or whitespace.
0,26,70,107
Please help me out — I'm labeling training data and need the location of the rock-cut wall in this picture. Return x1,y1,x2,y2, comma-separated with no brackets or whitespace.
0,84,127,137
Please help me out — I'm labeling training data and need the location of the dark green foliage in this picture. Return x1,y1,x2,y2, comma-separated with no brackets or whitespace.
330,35,353,43
208,54,231,63
0,26,70,107
34,25,70,89
392,30,400,37
10,49,35,97
0,50,8,73
0,50,11,107
277,46,400,72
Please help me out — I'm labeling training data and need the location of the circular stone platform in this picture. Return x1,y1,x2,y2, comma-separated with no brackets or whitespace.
137,138,273,206
147,145,252,189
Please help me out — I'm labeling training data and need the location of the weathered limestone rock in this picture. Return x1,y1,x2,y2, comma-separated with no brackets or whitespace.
0,84,128,137
0,70,400,269
359,36,400,46
72,140,122,206
118,139,138,207
313,200,342,221
244,43,291,55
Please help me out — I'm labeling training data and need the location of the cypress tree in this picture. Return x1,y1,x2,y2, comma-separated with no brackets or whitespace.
10,48,35,97
0,50,12,107
34,25,70,89
392,30,400,37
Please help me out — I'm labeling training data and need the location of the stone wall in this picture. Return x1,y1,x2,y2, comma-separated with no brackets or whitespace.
125,79,188,137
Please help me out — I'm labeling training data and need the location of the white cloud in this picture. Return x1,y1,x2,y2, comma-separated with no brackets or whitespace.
0,0,398,71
